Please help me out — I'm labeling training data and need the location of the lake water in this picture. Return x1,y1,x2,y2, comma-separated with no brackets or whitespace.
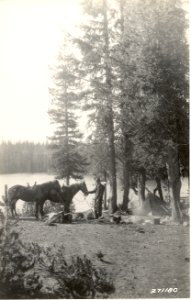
0,173,110,213
0,173,189,213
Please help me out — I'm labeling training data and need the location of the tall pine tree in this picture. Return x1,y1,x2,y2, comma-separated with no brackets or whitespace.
49,45,87,184
74,0,118,212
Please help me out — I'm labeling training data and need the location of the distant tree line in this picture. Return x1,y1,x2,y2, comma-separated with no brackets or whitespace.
0,142,51,173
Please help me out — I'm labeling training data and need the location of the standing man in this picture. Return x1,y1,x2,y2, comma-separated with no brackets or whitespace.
88,177,105,219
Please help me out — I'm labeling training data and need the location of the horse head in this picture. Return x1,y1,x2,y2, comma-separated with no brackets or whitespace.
80,181,89,196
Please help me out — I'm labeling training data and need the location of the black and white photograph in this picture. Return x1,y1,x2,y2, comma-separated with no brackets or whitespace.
0,0,189,298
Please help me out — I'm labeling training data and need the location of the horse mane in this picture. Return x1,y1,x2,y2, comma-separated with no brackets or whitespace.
62,181,84,190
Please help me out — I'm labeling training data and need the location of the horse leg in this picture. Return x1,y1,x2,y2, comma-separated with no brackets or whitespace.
35,201,45,220
10,199,17,217
10,200,14,217
39,201,45,219
14,199,18,216
35,202,40,220
64,200,70,213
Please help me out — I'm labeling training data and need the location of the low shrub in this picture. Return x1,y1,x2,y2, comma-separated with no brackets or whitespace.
0,223,114,298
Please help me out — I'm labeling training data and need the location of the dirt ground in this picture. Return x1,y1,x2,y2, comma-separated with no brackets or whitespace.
14,219,190,299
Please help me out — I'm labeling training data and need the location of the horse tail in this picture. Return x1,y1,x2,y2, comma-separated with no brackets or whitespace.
7,186,18,202
7,185,20,216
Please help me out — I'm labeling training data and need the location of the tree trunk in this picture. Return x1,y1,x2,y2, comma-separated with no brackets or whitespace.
122,163,130,211
64,81,70,186
103,0,117,213
119,0,131,212
66,176,70,186
138,168,146,206
121,136,131,211
103,170,107,210
109,136,117,213
154,177,164,201
166,145,182,223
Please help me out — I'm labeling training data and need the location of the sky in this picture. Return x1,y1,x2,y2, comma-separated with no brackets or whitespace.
0,0,189,143
0,0,84,143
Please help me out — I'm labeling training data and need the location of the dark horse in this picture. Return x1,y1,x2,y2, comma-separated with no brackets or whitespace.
37,181,89,217
8,180,62,219
61,181,89,213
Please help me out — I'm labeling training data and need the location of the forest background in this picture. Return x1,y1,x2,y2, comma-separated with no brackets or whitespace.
0,0,189,224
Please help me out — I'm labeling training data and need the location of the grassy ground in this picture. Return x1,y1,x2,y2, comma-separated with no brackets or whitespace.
15,219,190,299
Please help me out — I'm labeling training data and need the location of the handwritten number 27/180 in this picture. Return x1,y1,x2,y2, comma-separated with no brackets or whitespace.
150,288,178,294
